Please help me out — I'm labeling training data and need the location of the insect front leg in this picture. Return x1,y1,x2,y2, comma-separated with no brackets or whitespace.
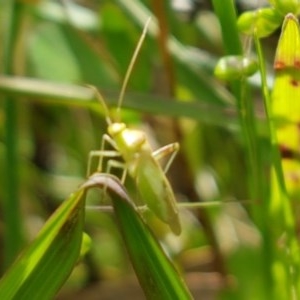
152,142,179,174
102,159,127,203
87,134,120,176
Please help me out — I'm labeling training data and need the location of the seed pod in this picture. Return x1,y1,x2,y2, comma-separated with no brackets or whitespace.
237,7,282,38
269,0,300,16
214,55,258,81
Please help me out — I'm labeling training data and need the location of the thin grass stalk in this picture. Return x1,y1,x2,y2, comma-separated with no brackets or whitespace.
212,0,263,204
213,1,270,295
2,1,24,268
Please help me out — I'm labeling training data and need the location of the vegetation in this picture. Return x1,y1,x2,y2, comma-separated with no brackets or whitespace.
0,0,300,299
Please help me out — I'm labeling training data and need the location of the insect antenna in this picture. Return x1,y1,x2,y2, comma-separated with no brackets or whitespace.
115,17,151,122
88,84,113,126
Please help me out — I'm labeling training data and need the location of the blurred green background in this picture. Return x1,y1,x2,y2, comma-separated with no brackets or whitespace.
0,0,285,299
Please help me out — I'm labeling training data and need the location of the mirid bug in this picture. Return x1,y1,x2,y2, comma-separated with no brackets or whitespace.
87,18,181,235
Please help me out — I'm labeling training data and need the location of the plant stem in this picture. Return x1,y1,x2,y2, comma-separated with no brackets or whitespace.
212,0,263,203
2,1,24,268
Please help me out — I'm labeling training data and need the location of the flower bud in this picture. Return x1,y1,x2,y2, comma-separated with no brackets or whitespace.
269,0,300,15
214,55,258,81
237,7,282,38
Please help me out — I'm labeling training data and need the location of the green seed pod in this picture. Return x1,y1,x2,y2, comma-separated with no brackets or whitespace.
237,7,282,38
214,55,258,81
269,0,300,15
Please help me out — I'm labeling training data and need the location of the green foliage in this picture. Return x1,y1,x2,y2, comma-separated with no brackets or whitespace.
0,188,85,299
1,0,300,299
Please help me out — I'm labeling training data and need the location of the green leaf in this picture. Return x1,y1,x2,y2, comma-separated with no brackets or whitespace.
82,173,193,300
0,188,86,300
0,76,238,129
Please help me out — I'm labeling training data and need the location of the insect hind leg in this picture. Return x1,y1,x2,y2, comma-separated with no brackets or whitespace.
152,142,179,174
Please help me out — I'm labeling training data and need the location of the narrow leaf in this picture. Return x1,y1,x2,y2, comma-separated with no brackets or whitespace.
0,188,86,300
82,173,193,300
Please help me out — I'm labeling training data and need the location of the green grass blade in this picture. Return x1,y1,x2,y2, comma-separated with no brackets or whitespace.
2,0,24,267
212,0,242,55
114,0,233,105
0,188,86,300
0,76,238,128
82,173,193,300
213,0,263,203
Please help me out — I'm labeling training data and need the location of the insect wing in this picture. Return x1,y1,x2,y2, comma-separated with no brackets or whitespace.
135,154,181,235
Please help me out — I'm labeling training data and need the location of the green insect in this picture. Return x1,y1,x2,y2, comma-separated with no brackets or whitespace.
87,18,181,235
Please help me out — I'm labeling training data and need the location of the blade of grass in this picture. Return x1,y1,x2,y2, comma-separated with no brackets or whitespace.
0,76,241,129
0,187,86,300
212,0,263,206
82,173,193,300
2,0,24,267
212,0,242,55
114,0,234,105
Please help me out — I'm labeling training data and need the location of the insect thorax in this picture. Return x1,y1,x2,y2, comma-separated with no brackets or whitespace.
108,122,148,160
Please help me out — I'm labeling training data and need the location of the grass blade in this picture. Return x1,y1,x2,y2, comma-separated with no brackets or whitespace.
2,0,24,267
82,173,193,300
0,188,86,299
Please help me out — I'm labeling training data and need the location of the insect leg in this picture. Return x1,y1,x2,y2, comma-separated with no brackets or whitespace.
99,159,127,205
106,159,128,184
87,134,119,176
152,142,179,174
97,134,119,173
